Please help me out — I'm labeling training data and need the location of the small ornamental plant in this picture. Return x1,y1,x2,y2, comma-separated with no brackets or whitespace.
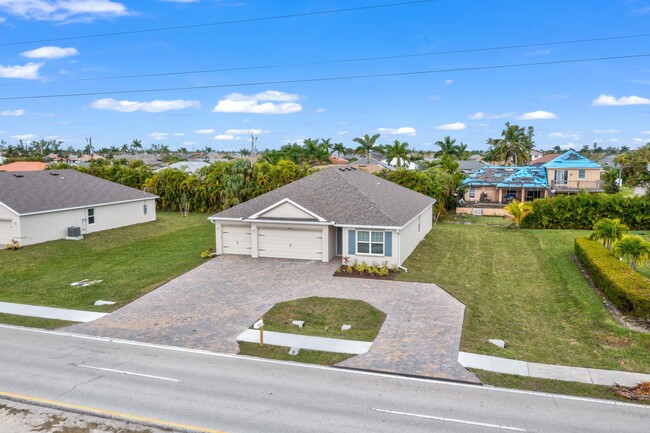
200,247,214,259
5,239,21,250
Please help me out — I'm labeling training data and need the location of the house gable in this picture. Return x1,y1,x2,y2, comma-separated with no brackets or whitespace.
251,198,326,221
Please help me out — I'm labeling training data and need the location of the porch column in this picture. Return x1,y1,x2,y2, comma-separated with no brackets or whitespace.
498,189,503,204
521,188,526,202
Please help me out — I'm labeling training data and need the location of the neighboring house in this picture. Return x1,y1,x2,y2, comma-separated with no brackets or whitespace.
457,159,488,175
114,153,163,166
598,154,618,170
208,167,434,266
460,150,602,207
329,155,348,164
0,161,48,172
382,157,419,170
0,170,157,247
529,149,543,162
162,161,211,174
529,153,561,167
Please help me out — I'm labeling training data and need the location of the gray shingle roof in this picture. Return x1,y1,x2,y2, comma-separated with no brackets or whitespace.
0,170,157,215
211,167,435,227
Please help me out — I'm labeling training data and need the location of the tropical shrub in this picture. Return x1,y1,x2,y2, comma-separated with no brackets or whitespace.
575,237,650,317
590,218,629,251
5,239,21,250
524,193,650,230
614,235,650,270
504,200,533,229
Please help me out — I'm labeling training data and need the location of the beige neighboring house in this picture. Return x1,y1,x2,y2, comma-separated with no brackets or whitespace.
0,170,157,247
208,167,434,267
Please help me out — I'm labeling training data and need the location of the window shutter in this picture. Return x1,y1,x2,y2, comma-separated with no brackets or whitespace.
348,230,356,255
385,232,392,257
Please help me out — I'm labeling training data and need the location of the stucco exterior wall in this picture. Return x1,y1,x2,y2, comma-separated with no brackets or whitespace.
18,199,156,246
546,168,601,183
456,207,509,217
342,227,399,268
0,204,19,246
464,186,498,202
328,225,337,261
398,204,433,265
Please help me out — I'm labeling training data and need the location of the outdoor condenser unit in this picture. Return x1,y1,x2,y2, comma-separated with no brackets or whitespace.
67,226,81,237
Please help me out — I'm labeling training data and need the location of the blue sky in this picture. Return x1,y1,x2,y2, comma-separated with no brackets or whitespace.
1,0,650,152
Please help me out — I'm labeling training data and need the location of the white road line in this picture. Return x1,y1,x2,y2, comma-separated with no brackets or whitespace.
372,408,527,432
2,324,649,409
75,364,179,382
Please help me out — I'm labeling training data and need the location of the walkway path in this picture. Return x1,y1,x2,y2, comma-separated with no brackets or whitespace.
236,329,372,354
459,352,650,387
0,301,108,323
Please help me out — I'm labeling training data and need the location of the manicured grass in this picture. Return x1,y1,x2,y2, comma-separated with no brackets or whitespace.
260,296,386,342
452,214,511,226
0,212,213,314
474,370,649,404
398,221,650,373
0,313,75,330
238,342,354,365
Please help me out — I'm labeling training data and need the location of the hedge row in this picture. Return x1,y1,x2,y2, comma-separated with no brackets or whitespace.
575,237,650,318
523,193,650,230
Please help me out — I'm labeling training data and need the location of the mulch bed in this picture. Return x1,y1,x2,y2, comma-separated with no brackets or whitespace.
332,266,399,280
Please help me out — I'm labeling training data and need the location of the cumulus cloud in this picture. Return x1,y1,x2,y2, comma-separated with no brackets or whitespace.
435,122,467,131
21,46,79,59
12,134,36,140
194,129,215,134
377,127,417,136
643,131,650,135
0,0,130,22
315,108,326,113
549,131,582,140
444,79,454,86
0,62,43,79
517,111,558,120
467,112,513,120
173,132,185,136
593,94,650,106
149,132,168,140
90,98,201,112
213,134,239,141
337,131,348,136
593,129,619,134
224,128,268,135
212,90,303,114
0,109,25,116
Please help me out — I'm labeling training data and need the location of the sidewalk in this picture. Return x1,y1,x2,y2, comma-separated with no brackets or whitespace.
0,301,108,323
459,352,650,387
236,329,372,354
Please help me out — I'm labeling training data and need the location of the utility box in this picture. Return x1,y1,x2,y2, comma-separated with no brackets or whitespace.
67,226,81,237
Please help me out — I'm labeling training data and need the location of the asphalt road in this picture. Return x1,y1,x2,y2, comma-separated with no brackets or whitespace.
0,325,648,433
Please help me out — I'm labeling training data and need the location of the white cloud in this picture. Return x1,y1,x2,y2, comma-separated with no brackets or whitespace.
90,98,200,112
435,122,466,131
517,111,558,120
149,132,168,140
182,141,196,146
224,128,268,135
607,138,621,143
12,134,36,140
377,127,417,136
194,129,215,134
0,62,43,79
592,94,650,106
315,108,326,113
213,134,239,141
21,46,79,59
337,131,348,136
633,138,647,143
212,90,303,114
593,129,619,134
467,111,513,120
643,131,650,135
444,79,453,86
549,131,582,140
0,109,25,116
0,0,130,21
173,132,185,137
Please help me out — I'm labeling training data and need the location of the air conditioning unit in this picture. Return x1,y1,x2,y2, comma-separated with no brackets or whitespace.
67,226,81,237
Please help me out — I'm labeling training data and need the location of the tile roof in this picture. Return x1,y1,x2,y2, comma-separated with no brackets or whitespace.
0,170,157,215
542,150,601,169
211,167,435,227
0,161,48,172
529,153,561,166
462,166,549,189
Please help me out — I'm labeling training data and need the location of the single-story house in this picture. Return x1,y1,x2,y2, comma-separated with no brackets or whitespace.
161,161,211,174
0,170,157,247
208,167,434,266
0,161,48,172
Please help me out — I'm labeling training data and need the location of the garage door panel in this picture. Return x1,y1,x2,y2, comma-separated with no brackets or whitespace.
222,225,252,255
258,228,322,260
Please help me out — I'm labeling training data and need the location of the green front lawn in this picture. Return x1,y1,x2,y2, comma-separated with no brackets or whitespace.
260,297,386,342
238,342,353,365
399,221,650,373
0,212,213,316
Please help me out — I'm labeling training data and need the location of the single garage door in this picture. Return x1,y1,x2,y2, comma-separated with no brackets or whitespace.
0,220,12,245
221,225,252,255
258,227,322,260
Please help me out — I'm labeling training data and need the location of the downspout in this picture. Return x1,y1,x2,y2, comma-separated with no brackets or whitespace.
397,228,408,273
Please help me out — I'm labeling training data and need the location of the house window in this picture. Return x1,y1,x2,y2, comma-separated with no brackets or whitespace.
88,208,95,225
469,187,476,200
578,169,586,179
357,230,384,255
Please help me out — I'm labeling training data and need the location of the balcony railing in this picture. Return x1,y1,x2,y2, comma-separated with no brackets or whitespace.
550,180,602,190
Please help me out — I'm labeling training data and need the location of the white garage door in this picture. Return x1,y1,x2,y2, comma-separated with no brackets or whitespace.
0,220,12,245
221,225,252,255
258,227,322,260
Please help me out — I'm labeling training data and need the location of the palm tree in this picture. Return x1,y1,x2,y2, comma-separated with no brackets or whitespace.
590,218,629,251
504,200,533,229
487,122,534,165
614,235,650,270
353,133,381,165
456,143,470,160
331,142,347,158
435,136,456,157
130,139,143,155
384,140,411,168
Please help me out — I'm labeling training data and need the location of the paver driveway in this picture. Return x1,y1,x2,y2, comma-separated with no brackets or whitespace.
68,256,478,383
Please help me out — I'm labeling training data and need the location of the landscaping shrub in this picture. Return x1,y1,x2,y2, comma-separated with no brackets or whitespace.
525,193,650,230
575,237,650,317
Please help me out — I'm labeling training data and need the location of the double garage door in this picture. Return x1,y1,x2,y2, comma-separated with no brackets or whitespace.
222,225,322,260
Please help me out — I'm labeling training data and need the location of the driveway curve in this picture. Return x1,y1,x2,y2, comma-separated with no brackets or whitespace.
67,255,478,383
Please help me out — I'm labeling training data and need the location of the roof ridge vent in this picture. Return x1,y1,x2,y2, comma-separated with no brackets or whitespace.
49,172,59,176
13,173,24,178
